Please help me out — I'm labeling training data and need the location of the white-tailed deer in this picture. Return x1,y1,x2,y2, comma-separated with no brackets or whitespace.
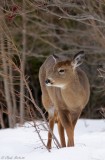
39,51,90,149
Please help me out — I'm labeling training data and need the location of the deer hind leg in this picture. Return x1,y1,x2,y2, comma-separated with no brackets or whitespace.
57,116,66,147
41,93,55,149
47,115,55,149
47,107,56,149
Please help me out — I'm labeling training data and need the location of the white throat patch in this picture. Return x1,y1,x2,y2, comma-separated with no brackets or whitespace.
48,107,55,117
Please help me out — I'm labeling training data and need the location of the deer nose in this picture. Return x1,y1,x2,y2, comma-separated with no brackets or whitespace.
45,79,51,84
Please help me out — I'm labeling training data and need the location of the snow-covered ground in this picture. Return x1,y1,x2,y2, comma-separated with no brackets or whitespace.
0,119,105,160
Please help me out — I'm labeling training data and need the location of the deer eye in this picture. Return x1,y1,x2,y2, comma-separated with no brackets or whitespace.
58,69,65,75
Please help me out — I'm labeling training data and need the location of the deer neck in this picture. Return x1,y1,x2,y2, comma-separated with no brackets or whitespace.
61,71,82,95
60,72,84,109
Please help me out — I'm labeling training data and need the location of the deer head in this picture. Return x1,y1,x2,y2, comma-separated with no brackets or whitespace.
45,51,85,88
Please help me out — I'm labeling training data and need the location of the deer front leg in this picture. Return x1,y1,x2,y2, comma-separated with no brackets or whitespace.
58,109,74,147
67,110,81,146
66,126,74,147
57,116,66,147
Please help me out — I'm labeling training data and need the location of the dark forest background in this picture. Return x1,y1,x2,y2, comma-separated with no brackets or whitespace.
0,0,105,129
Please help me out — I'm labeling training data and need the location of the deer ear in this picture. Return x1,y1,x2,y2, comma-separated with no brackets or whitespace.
72,51,85,69
52,54,59,63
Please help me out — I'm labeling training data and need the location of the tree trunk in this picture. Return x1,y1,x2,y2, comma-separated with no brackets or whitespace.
8,41,17,126
20,0,26,125
1,33,14,128
0,108,5,129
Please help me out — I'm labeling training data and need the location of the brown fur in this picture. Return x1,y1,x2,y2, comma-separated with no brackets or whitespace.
39,53,90,149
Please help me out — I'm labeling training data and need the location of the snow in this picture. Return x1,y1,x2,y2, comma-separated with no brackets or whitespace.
0,119,105,160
